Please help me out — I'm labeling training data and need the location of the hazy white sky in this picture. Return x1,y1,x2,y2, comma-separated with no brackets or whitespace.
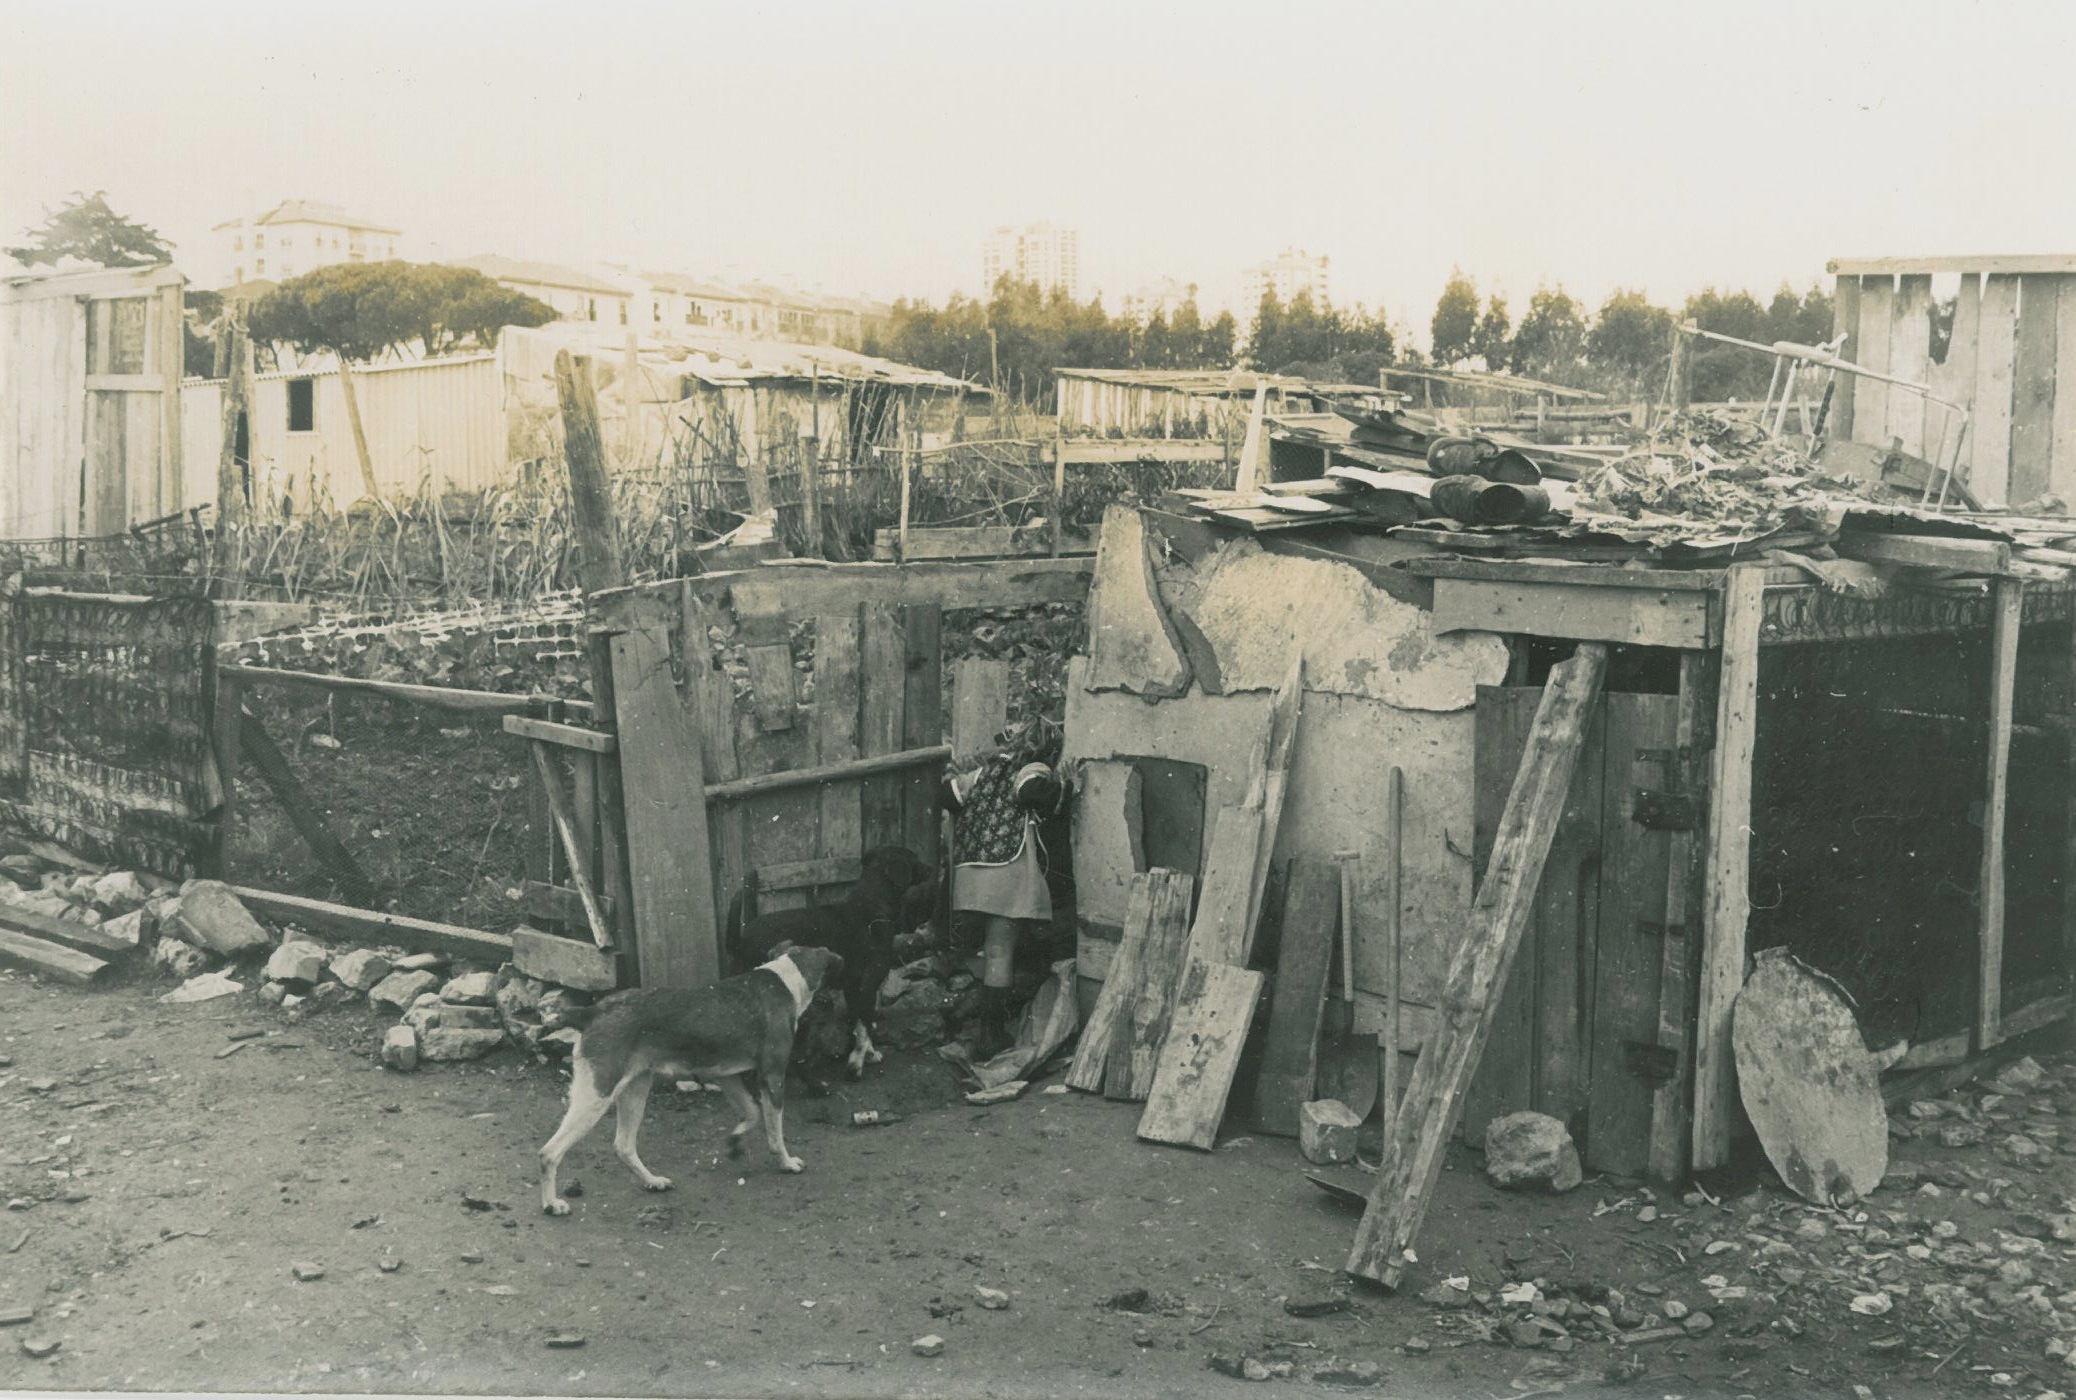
6,0,2075,343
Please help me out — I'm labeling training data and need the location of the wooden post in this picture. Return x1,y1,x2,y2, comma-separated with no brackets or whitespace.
1051,428,1066,558
208,666,242,879
897,442,913,563
2065,594,2076,1008
1648,650,1712,1182
215,314,252,586
1979,579,2022,1048
555,351,626,595
1345,643,1608,1287
1235,382,1267,493
801,363,822,557
622,331,642,468
530,743,613,949
1691,566,1765,1170
334,356,382,502
1662,319,1690,412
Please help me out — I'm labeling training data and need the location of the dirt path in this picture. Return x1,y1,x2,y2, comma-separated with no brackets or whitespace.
1,968,2070,1398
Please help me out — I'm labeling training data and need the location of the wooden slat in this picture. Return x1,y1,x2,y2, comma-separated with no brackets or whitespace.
1885,274,1933,456
701,744,950,804
1692,567,1765,1170
1242,659,1303,964
502,714,616,754
1185,805,1265,966
522,880,615,927
2066,593,2076,1007
755,855,860,893
901,606,943,864
610,621,717,988
949,658,1010,763
1461,688,1540,1142
2052,275,2076,501
1828,274,1861,440
871,525,1097,561
1109,868,1197,1101
736,695,819,916
0,903,137,960
1136,961,1267,1150
530,744,613,948
1973,274,2021,504
231,886,512,964
743,644,798,731
1058,439,1231,465
1432,577,1712,648
1069,871,1164,1092
1648,651,1710,1182
1346,643,1608,1287
1979,579,2022,1048
510,926,618,992
1927,273,1982,470
236,702,373,904
1852,276,1893,448
2009,275,2062,505
221,664,565,716
0,925,109,986
1532,692,1606,1134
1404,556,1730,592
648,558,1095,631
1248,858,1341,1137
1831,534,2014,574
815,610,863,865
693,655,746,938
859,604,906,850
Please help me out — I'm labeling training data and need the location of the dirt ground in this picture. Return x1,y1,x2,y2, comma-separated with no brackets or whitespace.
2,963,2073,1400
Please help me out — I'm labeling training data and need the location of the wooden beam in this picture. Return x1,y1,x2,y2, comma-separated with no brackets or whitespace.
222,664,568,716
522,880,615,927
1249,858,1341,1136
0,926,109,986
510,926,618,992
1647,651,1710,1183
0,904,136,960
1431,577,1713,648
871,525,1097,561
1829,254,2076,278
1057,439,1230,465
1831,534,2014,574
701,743,951,805
606,558,1095,629
1979,579,2022,1048
610,621,718,989
229,886,512,964
236,703,374,905
754,854,860,893
554,351,626,596
529,744,613,948
1692,567,1765,1170
1345,642,1608,1287
502,714,616,755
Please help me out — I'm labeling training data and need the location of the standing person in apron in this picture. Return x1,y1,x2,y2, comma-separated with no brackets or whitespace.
940,717,1073,1056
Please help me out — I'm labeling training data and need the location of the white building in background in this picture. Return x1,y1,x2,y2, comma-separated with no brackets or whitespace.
446,255,635,328
1122,276,1202,324
1242,247,1331,314
981,222,1080,298
211,200,402,289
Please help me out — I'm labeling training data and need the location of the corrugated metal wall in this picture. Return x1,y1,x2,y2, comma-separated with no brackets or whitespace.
181,352,506,511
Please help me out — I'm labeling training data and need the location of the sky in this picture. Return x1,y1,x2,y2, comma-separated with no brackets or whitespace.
6,0,2076,347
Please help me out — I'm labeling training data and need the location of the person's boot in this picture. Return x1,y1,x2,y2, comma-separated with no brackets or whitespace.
974,985,1014,1059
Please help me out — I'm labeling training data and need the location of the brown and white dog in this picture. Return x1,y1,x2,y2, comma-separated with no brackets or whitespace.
537,945,844,1216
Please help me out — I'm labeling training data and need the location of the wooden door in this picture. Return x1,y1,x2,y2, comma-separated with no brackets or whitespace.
82,281,183,535
1464,685,1682,1178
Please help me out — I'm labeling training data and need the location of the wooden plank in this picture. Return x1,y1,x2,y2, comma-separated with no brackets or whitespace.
1248,858,1341,1137
502,714,616,755
859,604,906,850
743,644,798,731
1109,868,1197,1101
2052,276,2076,501
815,610,863,864
1831,254,2076,277
1852,276,1893,449
236,702,374,904
1069,871,1164,1092
221,664,560,716
1461,688,1539,1143
1184,805,1264,966
530,744,613,948
1346,643,1608,1287
522,880,615,928
1241,658,1303,964
901,605,944,863
1692,568,1764,1170
1432,577,1712,648
554,351,627,594
609,621,718,989
1136,961,1268,1150
2067,592,2076,1009
1927,273,1982,470
0,925,109,986
1530,691,1605,1134
693,658,746,939
230,886,512,964
1828,274,1861,440
208,668,242,879
755,855,860,893
1831,534,2014,574
1404,556,1729,592
0,903,136,960
1979,579,2022,1049
1973,274,2021,504
1585,693,1678,1178
1648,651,1710,1182
701,744,950,804
1058,439,1231,465
950,658,1011,763
871,525,1097,561
510,926,619,992
2010,275,2062,505
652,557,1095,630
1886,274,1933,457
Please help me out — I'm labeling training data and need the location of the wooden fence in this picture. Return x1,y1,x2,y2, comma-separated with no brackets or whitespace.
1830,255,2076,507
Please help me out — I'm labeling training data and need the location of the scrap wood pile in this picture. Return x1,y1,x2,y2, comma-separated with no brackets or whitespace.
1166,399,2076,578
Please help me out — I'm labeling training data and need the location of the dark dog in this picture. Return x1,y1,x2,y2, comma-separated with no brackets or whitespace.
724,844,935,1076
538,945,844,1215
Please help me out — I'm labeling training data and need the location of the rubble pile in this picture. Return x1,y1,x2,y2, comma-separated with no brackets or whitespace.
1573,410,1857,543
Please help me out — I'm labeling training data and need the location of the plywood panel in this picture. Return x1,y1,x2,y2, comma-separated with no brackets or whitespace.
1852,276,1893,448
859,604,906,850
1973,274,2021,504
1927,274,1981,472
1885,274,1933,457
900,606,943,863
125,389,163,526
85,392,127,535
2009,276,2062,506
1828,275,1860,440
815,610,863,866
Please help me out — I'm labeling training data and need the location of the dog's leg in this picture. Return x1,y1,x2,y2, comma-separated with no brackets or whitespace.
846,1020,871,1079
716,1073,760,1157
611,1073,673,1193
756,1064,804,1173
539,1057,617,1216
861,1020,884,1065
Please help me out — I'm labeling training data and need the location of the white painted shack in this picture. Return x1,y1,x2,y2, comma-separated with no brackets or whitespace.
1,260,185,540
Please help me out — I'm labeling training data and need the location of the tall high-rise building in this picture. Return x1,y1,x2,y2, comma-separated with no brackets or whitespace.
981,223,1080,298
1241,247,1331,315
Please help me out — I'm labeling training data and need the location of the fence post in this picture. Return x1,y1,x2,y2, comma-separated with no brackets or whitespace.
897,445,912,563
1051,428,1066,558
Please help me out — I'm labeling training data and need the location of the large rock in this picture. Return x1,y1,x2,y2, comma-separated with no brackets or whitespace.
405,998,498,1036
152,937,215,979
87,870,152,915
440,971,499,1005
170,881,273,956
381,1024,419,1072
1484,1111,1583,1193
419,1027,505,1063
100,906,153,948
0,853,45,888
326,948,392,992
264,939,328,986
368,969,441,1012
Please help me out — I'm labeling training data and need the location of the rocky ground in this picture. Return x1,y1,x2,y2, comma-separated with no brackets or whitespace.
1,860,2073,1398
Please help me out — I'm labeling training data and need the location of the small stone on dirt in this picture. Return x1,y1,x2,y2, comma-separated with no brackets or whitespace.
419,1027,505,1062
368,970,441,1012
1285,1294,1351,1318
543,1332,584,1349
159,971,243,1004
264,939,328,985
170,880,272,956
393,953,446,973
20,1336,59,1358
381,1025,418,1072
974,1286,1010,1310
1682,1311,1715,1335
912,1334,945,1357
290,1262,325,1282
441,971,499,1005
377,1258,401,1273
327,948,392,991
